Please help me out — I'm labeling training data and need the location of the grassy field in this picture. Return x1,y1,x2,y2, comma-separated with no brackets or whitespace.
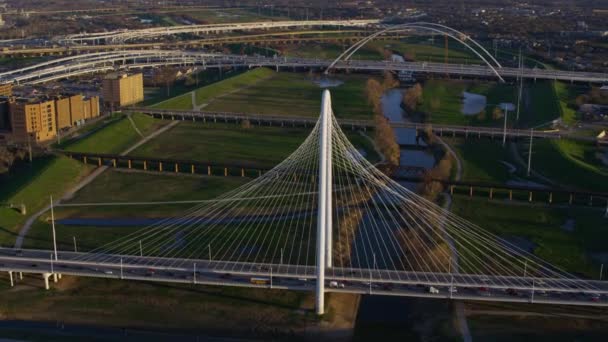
60,113,166,154
419,79,516,126
530,139,608,192
131,122,379,168
367,38,477,64
0,273,311,337
0,156,92,246
178,8,286,24
282,42,383,60
150,68,274,110
552,81,586,126
443,137,517,183
451,196,608,277
205,72,373,120
522,81,561,127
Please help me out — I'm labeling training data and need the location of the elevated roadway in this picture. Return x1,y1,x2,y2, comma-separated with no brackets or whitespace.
60,20,380,44
3,50,607,84
128,108,596,142
1,248,608,307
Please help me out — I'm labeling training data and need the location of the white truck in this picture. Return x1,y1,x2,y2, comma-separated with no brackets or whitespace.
428,286,439,294
329,281,345,289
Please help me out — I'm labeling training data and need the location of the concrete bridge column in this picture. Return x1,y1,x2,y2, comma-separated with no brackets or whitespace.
159,162,163,172
529,192,533,202
241,168,245,177
191,164,195,174
112,159,117,168
19,272,23,280
53,273,58,283
569,194,574,205
8,271,13,287
128,160,132,169
208,166,212,176
175,163,179,173
143,160,148,170
549,192,553,204
509,190,513,201
98,158,102,167
489,188,493,200
83,156,87,164
43,273,51,290
224,168,228,176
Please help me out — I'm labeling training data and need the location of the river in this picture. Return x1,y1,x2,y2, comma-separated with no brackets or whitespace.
353,87,443,340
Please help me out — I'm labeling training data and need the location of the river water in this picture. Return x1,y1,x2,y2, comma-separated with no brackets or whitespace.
353,87,440,340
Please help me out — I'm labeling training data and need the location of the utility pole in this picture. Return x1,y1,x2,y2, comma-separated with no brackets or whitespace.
527,129,534,176
73,236,77,253
516,48,524,122
120,258,123,280
502,107,509,147
600,264,604,280
50,196,58,261
139,240,143,257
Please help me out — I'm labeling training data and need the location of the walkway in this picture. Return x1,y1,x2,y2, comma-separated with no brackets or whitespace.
13,119,178,249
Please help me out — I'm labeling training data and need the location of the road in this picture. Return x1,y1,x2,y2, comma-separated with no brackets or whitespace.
3,51,607,84
1,248,608,308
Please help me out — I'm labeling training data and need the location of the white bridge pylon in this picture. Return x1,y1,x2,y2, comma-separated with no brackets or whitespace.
75,90,601,316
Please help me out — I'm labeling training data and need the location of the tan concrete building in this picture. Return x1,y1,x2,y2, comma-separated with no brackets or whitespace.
69,95,84,124
10,98,57,143
102,73,144,108
55,96,72,129
0,83,12,97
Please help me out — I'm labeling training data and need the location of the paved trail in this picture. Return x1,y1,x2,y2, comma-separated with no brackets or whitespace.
13,120,178,249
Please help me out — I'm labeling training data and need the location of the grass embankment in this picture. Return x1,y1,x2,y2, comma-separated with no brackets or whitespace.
367,38,476,64
443,137,517,183
0,273,311,337
153,68,374,120
0,156,92,246
131,122,379,168
150,67,274,110
418,79,517,126
22,169,250,251
531,139,608,192
204,71,374,120
282,42,383,60
451,196,608,277
59,113,165,154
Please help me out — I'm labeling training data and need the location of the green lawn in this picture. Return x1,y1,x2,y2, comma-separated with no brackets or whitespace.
0,156,92,246
368,39,476,64
552,81,585,126
205,72,373,120
282,42,383,60
444,137,517,183
522,81,561,127
60,113,166,154
418,79,519,126
531,139,608,192
451,196,608,277
131,122,379,168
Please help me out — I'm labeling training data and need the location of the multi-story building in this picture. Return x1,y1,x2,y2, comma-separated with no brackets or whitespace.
55,95,101,130
55,96,72,130
9,98,57,143
0,83,12,97
102,73,144,108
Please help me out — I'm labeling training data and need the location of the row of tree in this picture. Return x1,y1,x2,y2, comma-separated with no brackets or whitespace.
365,72,400,167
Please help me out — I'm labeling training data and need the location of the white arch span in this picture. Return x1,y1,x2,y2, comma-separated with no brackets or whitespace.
326,22,505,83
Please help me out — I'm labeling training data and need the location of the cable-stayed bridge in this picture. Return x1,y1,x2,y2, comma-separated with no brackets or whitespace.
2,90,608,315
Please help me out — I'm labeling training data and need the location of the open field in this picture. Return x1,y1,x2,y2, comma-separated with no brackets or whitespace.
418,79,517,126
367,38,477,64
451,196,608,278
60,113,166,154
530,139,608,192
177,8,287,24
282,42,383,60
443,137,519,183
204,71,374,120
0,273,312,338
131,122,379,168
0,156,93,247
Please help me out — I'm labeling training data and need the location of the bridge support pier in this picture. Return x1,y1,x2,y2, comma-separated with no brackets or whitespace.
8,271,13,287
19,272,23,280
315,90,333,316
43,273,51,290
53,273,58,283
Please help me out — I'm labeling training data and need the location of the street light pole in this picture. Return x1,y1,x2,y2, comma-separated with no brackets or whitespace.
139,240,143,257
523,260,528,277
600,264,604,281
120,258,123,280
193,263,197,284
527,129,534,176
502,107,509,147
73,236,77,253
